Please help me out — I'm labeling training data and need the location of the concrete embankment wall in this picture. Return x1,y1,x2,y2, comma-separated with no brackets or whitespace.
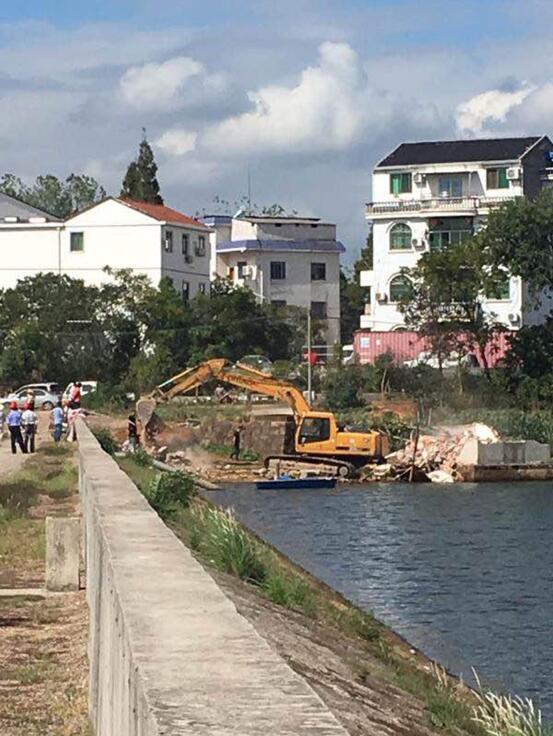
78,418,347,736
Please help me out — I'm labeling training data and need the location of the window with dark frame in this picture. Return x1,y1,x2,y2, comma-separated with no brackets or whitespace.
70,232,84,252
311,262,326,281
310,301,327,319
486,168,509,190
199,282,207,295
182,234,190,260
196,235,206,256
270,261,286,280
390,172,412,194
182,281,190,303
164,230,173,253
389,275,412,303
271,299,287,309
237,261,248,278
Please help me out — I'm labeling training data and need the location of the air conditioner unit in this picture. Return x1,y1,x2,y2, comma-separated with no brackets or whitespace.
376,292,388,303
506,167,521,180
413,173,425,185
413,238,426,250
185,255,193,264
508,313,521,324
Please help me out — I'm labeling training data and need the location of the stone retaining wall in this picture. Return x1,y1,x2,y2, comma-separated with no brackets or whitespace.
78,418,347,736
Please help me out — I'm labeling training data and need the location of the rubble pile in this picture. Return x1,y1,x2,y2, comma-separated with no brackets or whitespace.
383,423,500,483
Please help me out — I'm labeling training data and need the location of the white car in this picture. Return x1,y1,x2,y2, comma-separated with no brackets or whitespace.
0,383,62,410
62,381,98,403
403,351,482,373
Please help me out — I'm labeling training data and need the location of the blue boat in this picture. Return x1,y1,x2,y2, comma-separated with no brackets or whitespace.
256,475,337,490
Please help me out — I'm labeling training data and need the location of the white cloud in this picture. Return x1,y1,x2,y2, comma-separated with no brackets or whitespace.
202,42,387,156
156,128,197,155
456,84,535,136
120,56,203,109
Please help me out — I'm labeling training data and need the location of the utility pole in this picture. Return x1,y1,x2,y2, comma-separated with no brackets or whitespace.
307,307,312,401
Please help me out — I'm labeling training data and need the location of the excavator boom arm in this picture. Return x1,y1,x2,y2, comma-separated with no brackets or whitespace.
152,359,311,417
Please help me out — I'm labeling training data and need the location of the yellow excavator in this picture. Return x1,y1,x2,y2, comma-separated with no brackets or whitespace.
137,358,389,477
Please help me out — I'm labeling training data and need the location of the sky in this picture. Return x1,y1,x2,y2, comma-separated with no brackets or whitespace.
2,0,553,264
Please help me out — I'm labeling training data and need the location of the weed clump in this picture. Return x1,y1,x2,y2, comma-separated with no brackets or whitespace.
189,506,267,584
145,471,195,518
92,427,118,456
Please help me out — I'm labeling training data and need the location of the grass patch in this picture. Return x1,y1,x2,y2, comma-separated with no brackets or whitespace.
0,517,45,570
0,659,56,685
117,455,159,493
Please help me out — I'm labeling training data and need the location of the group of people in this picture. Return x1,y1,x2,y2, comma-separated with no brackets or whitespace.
1,381,84,455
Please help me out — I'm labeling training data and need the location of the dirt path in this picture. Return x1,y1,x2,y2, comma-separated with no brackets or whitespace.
0,414,50,476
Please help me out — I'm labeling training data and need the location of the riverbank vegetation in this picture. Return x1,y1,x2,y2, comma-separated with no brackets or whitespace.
117,450,552,735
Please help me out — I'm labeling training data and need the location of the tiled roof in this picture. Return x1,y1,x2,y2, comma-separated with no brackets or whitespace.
120,199,210,230
376,136,546,168
216,239,346,254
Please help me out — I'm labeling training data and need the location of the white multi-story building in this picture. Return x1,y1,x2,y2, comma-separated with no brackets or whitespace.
64,198,211,300
361,136,553,332
203,214,344,348
0,195,212,300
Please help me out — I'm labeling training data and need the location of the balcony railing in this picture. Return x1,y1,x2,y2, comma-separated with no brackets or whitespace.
366,195,515,216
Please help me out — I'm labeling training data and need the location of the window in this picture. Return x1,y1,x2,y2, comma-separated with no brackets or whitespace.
299,417,331,444
487,167,509,190
270,261,286,280
390,172,412,194
389,223,412,250
182,234,190,260
438,176,463,197
310,301,327,319
311,262,326,281
389,275,412,303
271,299,287,309
198,282,207,295
486,275,510,300
164,230,173,253
196,235,206,256
182,281,190,303
428,217,473,251
237,261,248,278
70,232,84,252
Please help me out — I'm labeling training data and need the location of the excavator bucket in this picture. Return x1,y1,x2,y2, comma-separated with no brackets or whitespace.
136,397,157,431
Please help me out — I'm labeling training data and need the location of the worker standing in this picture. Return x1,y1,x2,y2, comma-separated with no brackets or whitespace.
22,402,38,454
51,402,64,443
230,426,242,460
69,381,82,409
127,411,138,452
7,401,26,455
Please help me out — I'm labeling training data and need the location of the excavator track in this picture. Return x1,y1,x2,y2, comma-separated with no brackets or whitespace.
264,454,357,478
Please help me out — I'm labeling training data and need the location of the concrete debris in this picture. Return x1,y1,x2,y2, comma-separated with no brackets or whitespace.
427,470,455,484
382,423,501,482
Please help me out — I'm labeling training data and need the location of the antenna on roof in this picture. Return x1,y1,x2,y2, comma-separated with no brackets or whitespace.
247,165,252,211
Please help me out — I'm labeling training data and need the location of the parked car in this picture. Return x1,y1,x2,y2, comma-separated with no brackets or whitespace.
403,351,482,374
62,381,98,403
0,383,62,411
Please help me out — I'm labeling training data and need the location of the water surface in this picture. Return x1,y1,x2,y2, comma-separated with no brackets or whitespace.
205,481,553,714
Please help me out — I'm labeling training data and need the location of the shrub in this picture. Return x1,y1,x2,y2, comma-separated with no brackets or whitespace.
92,427,118,455
188,506,267,583
133,447,152,467
145,471,195,518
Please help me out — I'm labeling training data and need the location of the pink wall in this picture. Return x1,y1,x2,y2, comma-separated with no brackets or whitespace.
353,330,514,367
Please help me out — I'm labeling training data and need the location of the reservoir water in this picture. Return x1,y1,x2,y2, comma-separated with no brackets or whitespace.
206,481,553,715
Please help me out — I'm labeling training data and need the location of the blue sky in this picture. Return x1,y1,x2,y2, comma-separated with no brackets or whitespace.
0,1,552,262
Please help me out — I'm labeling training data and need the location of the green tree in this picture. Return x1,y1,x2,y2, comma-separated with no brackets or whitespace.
479,188,553,295
0,173,106,218
398,240,504,379
120,131,163,204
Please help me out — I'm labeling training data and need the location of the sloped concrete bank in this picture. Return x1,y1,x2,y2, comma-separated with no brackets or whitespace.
77,418,348,736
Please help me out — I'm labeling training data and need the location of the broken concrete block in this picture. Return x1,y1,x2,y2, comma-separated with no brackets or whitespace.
46,516,80,592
